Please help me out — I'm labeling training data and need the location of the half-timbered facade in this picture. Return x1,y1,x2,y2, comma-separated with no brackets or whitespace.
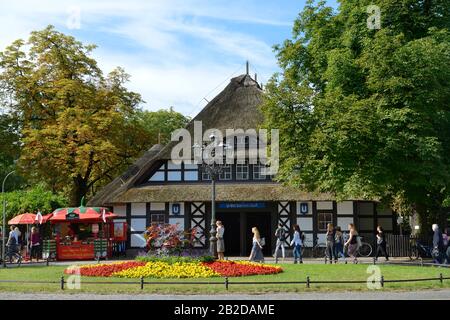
89,73,396,256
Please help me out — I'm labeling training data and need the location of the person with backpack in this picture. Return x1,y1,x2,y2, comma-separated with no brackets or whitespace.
375,226,389,262
290,224,304,264
334,226,346,263
325,223,337,264
274,223,286,263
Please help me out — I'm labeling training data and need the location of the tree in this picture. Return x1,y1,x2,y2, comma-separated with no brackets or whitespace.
135,107,190,145
0,184,67,221
0,113,25,190
0,26,149,205
262,0,450,234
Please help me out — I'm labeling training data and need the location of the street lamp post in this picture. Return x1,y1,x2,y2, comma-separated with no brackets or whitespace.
2,170,15,268
193,135,230,258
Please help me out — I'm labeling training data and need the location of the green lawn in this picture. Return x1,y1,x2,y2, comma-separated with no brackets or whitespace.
0,263,449,294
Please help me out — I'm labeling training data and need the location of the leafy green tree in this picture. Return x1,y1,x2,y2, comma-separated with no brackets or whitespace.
0,184,67,220
0,26,150,205
262,0,450,234
135,107,190,145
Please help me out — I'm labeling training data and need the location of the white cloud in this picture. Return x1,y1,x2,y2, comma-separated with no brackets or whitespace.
0,0,296,115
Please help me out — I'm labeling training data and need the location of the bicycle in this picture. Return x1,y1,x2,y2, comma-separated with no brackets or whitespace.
356,237,373,257
302,236,327,258
408,238,432,260
0,245,23,267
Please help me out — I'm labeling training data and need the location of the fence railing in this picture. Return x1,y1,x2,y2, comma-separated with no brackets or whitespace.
386,234,433,257
0,273,448,291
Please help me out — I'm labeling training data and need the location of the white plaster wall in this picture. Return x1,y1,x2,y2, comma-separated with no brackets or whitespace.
297,217,313,231
131,203,146,216
337,201,353,215
317,201,333,210
131,234,146,248
130,218,146,232
113,205,127,217
150,202,165,211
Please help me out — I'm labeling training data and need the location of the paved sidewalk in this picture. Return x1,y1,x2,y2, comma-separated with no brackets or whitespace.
1,290,450,300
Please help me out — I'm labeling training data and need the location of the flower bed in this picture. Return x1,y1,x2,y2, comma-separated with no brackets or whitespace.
64,260,282,278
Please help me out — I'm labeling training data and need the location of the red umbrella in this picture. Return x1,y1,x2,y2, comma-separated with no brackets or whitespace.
8,213,37,225
49,198,117,223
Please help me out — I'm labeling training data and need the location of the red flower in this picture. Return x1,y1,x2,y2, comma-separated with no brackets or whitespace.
202,261,282,277
64,261,146,277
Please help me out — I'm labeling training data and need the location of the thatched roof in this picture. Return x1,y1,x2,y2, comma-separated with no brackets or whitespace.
112,183,335,203
88,74,332,206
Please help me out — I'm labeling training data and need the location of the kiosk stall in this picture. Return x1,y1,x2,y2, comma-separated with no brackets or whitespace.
48,199,126,260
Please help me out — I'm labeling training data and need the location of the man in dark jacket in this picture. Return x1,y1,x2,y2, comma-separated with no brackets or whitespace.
432,224,444,264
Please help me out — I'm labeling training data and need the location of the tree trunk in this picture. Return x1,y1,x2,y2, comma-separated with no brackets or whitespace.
70,175,88,207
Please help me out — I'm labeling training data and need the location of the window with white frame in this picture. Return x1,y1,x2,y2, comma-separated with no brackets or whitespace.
252,164,267,180
236,163,249,180
149,163,165,181
219,165,232,180
151,214,166,225
317,212,333,232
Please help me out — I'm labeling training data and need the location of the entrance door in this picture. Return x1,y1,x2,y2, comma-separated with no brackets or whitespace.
245,212,272,256
216,212,241,256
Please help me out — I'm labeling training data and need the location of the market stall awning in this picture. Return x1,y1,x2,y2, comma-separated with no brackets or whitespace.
49,198,118,223
8,213,37,225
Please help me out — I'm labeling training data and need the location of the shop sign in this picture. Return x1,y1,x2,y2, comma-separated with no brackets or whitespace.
172,203,181,215
66,211,79,220
300,203,309,215
218,202,266,209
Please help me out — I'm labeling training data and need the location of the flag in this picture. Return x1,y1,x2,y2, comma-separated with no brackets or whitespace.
102,208,107,223
35,210,43,225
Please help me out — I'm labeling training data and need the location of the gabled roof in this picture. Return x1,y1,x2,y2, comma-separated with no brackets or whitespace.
88,74,266,206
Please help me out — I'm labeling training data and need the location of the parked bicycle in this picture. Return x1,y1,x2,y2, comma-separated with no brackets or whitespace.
356,237,373,257
408,238,432,260
302,236,327,258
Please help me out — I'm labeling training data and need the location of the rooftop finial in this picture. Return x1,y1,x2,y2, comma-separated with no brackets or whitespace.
246,61,249,75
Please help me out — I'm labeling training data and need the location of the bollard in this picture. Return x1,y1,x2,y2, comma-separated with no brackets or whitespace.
439,273,443,284
225,277,229,291
60,276,65,290
373,257,376,265
380,275,384,288
306,276,310,288
140,276,144,290
46,259,49,267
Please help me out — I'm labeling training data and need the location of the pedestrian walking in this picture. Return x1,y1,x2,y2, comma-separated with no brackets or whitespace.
374,226,389,261
443,228,450,264
325,223,337,264
216,220,225,260
290,224,303,264
29,226,42,262
249,227,264,263
344,223,359,264
432,224,444,264
274,223,286,263
334,226,346,263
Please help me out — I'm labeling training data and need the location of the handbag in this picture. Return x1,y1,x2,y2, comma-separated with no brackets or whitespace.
260,237,266,247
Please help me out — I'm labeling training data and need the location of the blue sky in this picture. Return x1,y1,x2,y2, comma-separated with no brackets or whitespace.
0,0,338,116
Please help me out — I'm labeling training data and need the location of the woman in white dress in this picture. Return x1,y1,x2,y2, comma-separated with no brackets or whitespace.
216,220,225,260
